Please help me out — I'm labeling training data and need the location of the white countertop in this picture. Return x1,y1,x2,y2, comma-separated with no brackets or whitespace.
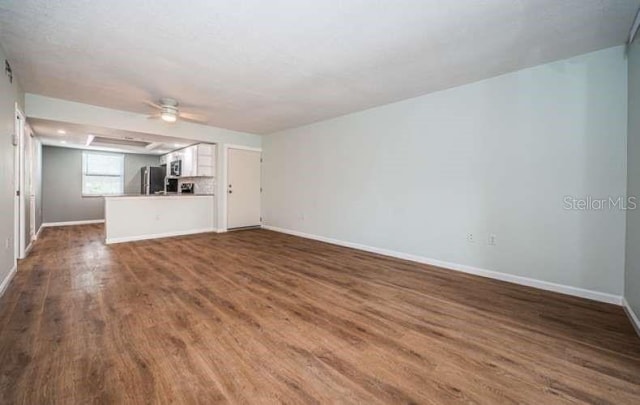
104,194,214,200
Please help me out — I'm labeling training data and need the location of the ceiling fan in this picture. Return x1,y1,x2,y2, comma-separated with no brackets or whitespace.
144,97,208,124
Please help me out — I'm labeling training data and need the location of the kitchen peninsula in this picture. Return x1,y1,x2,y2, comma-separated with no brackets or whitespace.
104,194,215,244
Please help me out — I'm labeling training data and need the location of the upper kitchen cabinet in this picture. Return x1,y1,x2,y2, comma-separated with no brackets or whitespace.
195,144,215,177
164,151,177,177
163,143,216,177
182,147,196,177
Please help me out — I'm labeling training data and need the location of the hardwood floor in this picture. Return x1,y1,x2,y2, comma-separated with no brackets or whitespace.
0,224,639,404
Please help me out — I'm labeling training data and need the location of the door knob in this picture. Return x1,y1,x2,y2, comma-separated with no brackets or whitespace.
228,190,233,194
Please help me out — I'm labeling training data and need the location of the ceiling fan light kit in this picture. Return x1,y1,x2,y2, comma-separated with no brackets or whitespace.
145,97,207,124
161,110,177,122
159,97,179,122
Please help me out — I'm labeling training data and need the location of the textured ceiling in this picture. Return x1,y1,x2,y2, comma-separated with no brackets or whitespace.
1,0,639,134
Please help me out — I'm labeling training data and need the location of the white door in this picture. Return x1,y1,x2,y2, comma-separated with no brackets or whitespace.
227,148,261,229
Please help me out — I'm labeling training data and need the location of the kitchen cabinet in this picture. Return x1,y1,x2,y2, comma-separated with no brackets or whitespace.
164,151,176,177
182,147,196,177
195,144,215,177
180,144,216,177
161,144,216,178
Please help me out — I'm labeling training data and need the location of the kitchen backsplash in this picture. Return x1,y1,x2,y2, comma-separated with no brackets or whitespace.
178,177,215,195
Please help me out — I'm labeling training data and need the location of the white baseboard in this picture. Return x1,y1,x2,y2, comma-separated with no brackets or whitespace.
216,228,228,233
0,264,17,298
623,298,640,337
24,241,33,257
34,225,43,240
22,226,44,259
262,225,623,305
106,228,217,244
42,219,105,227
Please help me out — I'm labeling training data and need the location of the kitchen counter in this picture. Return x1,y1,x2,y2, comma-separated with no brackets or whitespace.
104,194,216,244
105,193,214,200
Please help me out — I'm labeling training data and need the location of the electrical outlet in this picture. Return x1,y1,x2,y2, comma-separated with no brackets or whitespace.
466,233,474,243
488,234,497,246
4,238,10,249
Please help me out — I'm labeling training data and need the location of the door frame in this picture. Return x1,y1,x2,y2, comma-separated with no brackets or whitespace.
220,144,262,232
13,104,26,260
26,124,36,245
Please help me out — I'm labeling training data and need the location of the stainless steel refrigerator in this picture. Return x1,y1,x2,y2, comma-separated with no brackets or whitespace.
141,166,165,195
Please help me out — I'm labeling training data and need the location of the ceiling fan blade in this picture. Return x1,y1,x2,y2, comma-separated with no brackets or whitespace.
180,112,208,123
180,116,208,124
143,100,163,110
177,101,206,109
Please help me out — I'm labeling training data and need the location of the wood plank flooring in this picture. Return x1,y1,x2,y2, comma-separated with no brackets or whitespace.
0,224,639,404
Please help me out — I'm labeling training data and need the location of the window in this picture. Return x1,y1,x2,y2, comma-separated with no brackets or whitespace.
82,151,124,196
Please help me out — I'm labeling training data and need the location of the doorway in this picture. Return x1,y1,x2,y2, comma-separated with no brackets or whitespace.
226,147,262,230
25,125,36,246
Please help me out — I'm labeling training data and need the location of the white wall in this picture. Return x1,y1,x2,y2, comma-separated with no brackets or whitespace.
0,44,24,294
626,38,640,320
263,46,628,299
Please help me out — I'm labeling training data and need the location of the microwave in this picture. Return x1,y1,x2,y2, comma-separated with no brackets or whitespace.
170,160,181,177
